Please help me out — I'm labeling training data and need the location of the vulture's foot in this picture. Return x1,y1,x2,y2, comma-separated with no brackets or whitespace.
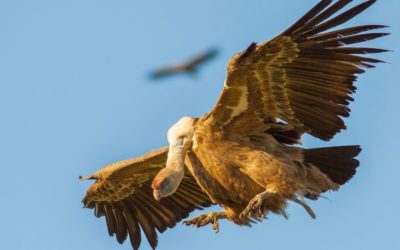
289,196,316,219
183,212,226,233
240,191,273,219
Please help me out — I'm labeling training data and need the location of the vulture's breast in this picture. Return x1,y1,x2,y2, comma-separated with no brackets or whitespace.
186,136,265,210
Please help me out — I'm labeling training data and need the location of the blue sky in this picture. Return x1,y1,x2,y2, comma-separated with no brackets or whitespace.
1,0,399,249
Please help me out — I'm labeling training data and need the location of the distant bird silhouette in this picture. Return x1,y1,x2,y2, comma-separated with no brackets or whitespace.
149,48,218,79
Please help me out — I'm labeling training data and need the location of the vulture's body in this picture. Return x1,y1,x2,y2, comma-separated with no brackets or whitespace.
81,1,388,249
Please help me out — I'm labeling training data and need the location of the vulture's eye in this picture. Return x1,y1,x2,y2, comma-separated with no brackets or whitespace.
159,179,170,190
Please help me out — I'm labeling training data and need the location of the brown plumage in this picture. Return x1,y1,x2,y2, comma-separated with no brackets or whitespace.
149,48,218,79
81,1,388,249
81,147,212,249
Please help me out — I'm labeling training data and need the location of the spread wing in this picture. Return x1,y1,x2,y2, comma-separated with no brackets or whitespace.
81,147,212,250
200,0,388,141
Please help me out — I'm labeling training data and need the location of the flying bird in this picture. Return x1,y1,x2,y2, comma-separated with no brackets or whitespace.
149,48,218,79
81,0,388,249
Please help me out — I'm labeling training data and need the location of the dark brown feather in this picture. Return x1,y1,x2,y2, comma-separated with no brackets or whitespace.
304,145,361,185
283,0,332,35
133,190,169,232
310,24,388,41
112,204,128,244
81,147,212,250
104,204,117,237
122,207,141,250
128,198,158,249
304,0,377,36
300,0,352,30
265,121,302,145
328,47,389,54
94,202,105,218
319,32,389,46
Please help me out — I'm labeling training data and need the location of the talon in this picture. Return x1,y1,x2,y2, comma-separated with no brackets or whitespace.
258,206,264,218
183,212,225,232
212,216,219,233
241,191,272,219
239,209,249,219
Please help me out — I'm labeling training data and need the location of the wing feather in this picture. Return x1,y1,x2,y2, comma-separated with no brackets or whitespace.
128,198,158,249
112,204,128,244
81,147,212,250
104,204,117,237
133,190,169,232
122,206,141,250
302,0,377,37
282,0,333,35
310,25,388,41
94,202,105,218
200,0,387,141
299,0,353,29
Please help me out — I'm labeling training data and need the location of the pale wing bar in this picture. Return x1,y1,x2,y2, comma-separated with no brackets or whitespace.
207,0,387,141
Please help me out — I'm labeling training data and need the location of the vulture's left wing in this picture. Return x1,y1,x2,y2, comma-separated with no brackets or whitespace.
81,147,212,250
200,0,388,141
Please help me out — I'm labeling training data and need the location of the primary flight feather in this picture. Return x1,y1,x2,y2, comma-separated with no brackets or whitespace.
81,1,388,249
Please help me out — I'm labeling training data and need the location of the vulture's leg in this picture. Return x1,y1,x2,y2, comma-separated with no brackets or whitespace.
289,196,316,219
183,212,226,233
240,190,273,219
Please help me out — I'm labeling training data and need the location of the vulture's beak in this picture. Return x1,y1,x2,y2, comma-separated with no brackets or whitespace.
153,189,161,202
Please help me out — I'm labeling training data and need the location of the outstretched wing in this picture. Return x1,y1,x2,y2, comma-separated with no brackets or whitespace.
200,0,388,141
81,147,212,250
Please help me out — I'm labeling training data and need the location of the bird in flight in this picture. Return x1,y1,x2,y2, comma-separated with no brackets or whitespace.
149,48,218,79
81,0,388,249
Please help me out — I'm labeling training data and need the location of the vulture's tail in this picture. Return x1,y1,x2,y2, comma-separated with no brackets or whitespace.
304,145,361,186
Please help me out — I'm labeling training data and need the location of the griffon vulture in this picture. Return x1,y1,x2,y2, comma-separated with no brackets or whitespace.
81,0,388,249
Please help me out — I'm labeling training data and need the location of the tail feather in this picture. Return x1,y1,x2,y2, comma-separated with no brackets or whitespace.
304,145,361,185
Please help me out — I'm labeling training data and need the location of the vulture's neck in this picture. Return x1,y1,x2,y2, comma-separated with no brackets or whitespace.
165,139,186,185
165,116,196,190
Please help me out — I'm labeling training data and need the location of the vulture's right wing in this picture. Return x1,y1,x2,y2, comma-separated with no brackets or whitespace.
199,0,388,141
81,147,212,250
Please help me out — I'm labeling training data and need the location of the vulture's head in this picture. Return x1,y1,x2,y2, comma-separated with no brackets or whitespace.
151,167,183,201
166,116,196,150
151,116,197,201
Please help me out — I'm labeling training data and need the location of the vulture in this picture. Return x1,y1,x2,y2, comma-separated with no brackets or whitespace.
81,0,388,249
149,48,218,79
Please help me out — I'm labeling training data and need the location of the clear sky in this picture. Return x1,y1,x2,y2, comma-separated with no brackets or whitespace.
1,0,399,250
